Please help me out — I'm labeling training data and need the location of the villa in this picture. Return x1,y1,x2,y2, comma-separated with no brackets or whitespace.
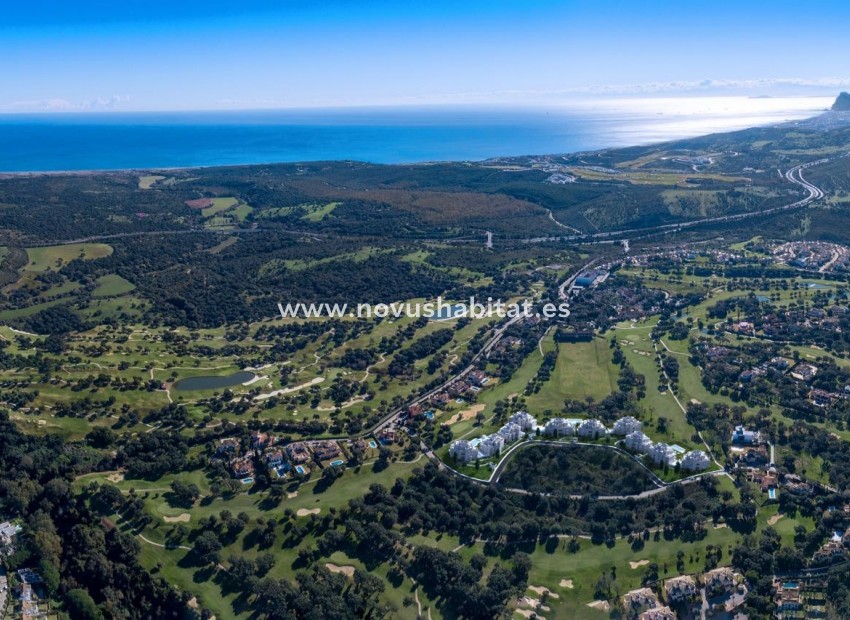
230,455,254,479
773,580,803,615
648,442,677,467
577,418,607,439
216,437,240,456
478,434,505,457
813,541,847,565
625,431,654,454
313,440,341,461
543,417,575,437
286,442,312,464
622,587,658,618
509,411,538,431
250,431,271,450
680,450,711,472
430,392,451,407
0,521,21,555
704,567,736,596
468,370,490,386
731,425,761,445
497,421,524,443
449,440,480,463
638,607,675,620
664,575,698,603
264,449,285,468
791,363,819,381
613,416,642,436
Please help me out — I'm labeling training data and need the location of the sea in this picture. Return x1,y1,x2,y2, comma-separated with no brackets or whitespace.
0,96,834,172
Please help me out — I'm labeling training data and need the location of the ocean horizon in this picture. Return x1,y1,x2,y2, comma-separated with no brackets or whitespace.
0,96,834,172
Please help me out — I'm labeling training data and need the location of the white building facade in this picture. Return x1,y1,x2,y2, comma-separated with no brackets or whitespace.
680,450,710,471
612,416,642,436
624,431,654,454
577,418,607,439
648,442,677,467
543,418,575,437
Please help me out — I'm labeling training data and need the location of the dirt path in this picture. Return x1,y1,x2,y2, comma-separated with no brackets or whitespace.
360,353,385,383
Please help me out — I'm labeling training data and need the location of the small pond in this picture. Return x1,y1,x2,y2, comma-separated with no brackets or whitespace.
172,371,256,391
428,303,467,320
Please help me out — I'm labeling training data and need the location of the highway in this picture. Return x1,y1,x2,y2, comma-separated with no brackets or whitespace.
536,154,842,245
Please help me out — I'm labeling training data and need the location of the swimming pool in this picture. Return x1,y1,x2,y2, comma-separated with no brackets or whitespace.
768,488,777,500
295,465,306,475
368,440,377,449
241,477,254,484
330,459,344,467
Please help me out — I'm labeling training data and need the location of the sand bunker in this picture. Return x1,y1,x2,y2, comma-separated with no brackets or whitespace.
255,377,325,401
629,559,649,569
768,513,785,525
448,403,485,424
296,508,321,517
163,513,191,523
287,491,299,499
325,563,355,577
559,579,574,589
528,586,559,599
518,596,550,612
107,472,125,483
587,600,611,612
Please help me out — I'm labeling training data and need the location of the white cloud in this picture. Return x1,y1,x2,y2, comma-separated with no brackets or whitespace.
563,77,850,96
0,95,130,112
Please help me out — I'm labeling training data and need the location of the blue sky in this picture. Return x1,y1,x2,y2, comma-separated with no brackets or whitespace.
3,0,850,112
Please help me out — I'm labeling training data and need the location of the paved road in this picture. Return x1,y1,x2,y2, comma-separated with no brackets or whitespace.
429,438,729,501
525,154,841,245
361,259,596,439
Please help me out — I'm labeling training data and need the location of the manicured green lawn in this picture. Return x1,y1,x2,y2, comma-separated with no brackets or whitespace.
526,337,618,414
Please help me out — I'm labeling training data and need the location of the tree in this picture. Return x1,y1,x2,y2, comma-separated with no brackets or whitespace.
65,589,104,620
255,553,276,576
38,557,60,597
169,480,200,508
194,530,223,565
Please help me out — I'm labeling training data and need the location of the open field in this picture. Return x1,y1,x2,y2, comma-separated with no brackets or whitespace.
138,174,165,189
300,201,341,222
93,273,136,297
201,197,240,217
24,242,113,272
